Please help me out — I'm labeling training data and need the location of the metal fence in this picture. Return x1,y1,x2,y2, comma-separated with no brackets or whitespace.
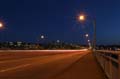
94,50,120,79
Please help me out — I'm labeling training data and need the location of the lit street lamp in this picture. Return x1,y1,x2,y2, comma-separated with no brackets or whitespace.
88,40,90,42
85,34,89,37
0,22,4,46
41,35,44,39
79,14,96,51
79,15,85,21
37,35,45,44
0,22,3,28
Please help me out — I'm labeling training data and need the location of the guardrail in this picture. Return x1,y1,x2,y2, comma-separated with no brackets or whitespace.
94,50,120,79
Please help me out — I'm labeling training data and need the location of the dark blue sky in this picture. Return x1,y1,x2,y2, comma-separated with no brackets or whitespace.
0,0,120,45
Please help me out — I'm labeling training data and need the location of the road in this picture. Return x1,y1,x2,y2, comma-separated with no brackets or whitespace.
0,50,89,79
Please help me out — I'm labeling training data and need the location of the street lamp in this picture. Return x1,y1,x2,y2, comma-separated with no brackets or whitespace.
79,14,96,51
79,15,85,21
37,35,45,44
88,40,90,42
88,42,92,49
0,22,3,28
85,34,89,37
0,22,4,46
41,35,44,39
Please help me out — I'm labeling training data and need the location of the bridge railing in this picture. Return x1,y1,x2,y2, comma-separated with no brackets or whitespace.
94,50,120,79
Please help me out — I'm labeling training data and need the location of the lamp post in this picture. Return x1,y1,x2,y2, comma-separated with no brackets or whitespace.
39,35,45,43
79,14,96,51
93,19,96,51
0,22,4,48
37,35,45,44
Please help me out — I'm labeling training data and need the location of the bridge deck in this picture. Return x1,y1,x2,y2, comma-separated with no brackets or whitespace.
53,53,107,79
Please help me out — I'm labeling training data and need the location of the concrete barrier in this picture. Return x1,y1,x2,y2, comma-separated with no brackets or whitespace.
94,50,120,79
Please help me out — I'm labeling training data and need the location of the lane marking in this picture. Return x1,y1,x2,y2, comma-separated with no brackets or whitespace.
0,64,31,73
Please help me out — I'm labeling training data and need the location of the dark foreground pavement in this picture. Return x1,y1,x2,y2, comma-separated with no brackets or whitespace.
53,53,107,79
0,50,107,79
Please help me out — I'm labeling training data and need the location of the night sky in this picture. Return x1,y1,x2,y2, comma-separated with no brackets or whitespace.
0,0,120,45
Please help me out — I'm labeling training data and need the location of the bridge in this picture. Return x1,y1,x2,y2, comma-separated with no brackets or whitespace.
95,50,120,79
0,50,119,79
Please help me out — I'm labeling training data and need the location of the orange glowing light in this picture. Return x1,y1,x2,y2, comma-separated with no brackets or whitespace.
79,15,85,21
0,22,3,28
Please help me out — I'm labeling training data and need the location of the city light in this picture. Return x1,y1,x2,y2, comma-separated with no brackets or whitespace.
57,40,60,43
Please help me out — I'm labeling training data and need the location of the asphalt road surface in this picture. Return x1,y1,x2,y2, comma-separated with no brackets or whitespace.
0,50,89,79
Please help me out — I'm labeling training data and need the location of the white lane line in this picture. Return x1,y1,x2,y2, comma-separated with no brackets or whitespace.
0,64,31,73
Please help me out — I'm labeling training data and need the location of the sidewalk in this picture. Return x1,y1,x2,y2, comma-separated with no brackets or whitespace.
53,53,107,79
